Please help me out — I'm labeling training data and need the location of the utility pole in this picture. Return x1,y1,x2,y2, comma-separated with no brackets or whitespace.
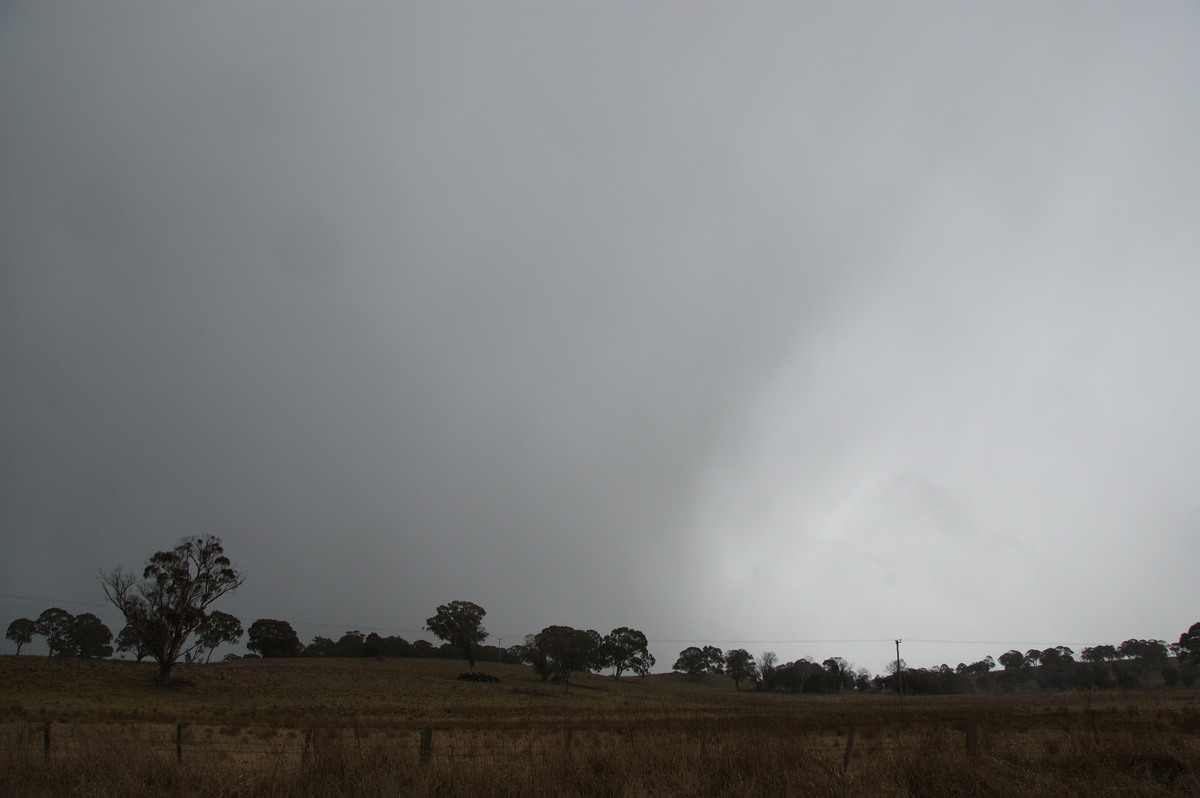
895,639,905,722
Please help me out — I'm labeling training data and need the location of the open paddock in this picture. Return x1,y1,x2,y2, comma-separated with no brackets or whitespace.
3,656,1199,796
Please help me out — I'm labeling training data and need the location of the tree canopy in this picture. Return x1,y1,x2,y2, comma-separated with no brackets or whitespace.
101,535,244,686
1179,623,1200,665
71,613,114,659
247,619,302,658
195,611,244,663
115,624,150,661
599,627,655,678
35,608,77,657
724,648,758,690
518,625,602,685
5,618,36,655
673,645,725,676
425,601,488,670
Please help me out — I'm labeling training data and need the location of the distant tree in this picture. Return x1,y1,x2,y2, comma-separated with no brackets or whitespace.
334,631,366,658
757,651,778,686
767,659,799,692
302,636,336,657
1024,649,1043,668
194,611,243,663
115,625,150,661
1118,639,1168,665
673,645,724,676
822,657,853,692
392,635,415,656
1178,623,1200,665
35,608,77,657
71,613,113,658
1035,647,1076,689
895,664,964,696
100,535,245,687
1037,647,1064,668
794,658,826,692
767,658,822,693
522,626,602,686
5,618,36,654
1144,640,1168,664
998,650,1025,671
673,646,705,676
247,619,302,658
599,627,655,678
1081,644,1117,663
425,601,488,670
724,648,758,691
516,633,553,681
1050,646,1075,663
361,632,408,658
957,656,995,676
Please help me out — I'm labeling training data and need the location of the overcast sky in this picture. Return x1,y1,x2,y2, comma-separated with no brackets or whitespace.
3,2,1199,675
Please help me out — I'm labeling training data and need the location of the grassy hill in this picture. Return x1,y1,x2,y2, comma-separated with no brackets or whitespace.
5,655,1200,797
1,654,808,726
5,653,1199,730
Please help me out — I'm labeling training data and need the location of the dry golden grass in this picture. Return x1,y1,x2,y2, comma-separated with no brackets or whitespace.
3,654,1199,796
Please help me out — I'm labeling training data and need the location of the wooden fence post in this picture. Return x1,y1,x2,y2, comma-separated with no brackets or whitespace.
418,728,433,766
841,726,857,775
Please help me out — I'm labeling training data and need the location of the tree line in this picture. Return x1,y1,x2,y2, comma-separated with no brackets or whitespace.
5,605,245,665
672,636,1200,696
6,537,1200,695
871,637,1200,696
239,602,658,688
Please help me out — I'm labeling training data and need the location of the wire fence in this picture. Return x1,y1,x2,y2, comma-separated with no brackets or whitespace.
4,703,1198,776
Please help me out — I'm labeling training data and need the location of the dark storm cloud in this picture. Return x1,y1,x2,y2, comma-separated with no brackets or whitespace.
4,2,1200,673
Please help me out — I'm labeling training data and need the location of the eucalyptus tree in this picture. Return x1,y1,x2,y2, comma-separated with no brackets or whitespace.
101,535,244,687
724,648,758,690
599,627,655,678
425,600,488,670
5,618,36,654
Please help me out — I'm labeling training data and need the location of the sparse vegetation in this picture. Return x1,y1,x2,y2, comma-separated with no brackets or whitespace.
1,655,1198,797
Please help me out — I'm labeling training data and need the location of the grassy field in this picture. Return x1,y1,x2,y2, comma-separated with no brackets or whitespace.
3,654,1199,796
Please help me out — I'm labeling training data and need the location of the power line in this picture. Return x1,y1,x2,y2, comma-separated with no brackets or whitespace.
0,593,1172,652
904,639,1099,648
641,638,895,645
0,592,108,609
